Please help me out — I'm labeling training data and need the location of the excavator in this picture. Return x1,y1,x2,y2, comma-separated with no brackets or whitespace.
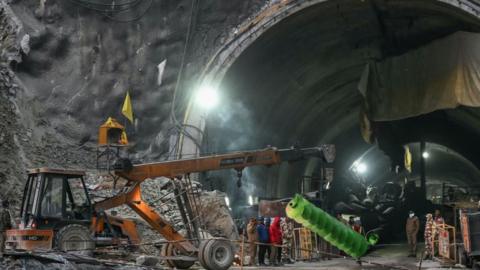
6,118,335,270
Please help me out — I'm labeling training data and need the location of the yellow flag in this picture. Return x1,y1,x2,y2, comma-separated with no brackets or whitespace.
404,146,412,173
122,92,134,123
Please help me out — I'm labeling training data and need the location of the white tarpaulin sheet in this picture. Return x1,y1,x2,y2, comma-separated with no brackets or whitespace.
359,31,480,122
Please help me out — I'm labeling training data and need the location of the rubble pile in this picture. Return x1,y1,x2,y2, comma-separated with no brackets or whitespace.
86,172,238,255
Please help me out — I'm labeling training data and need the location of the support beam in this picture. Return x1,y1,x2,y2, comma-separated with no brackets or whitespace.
420,141,426,200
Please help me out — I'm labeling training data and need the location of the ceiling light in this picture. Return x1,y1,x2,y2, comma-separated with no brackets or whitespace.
422,152,429,159
195,84,219,109
356,162,367,174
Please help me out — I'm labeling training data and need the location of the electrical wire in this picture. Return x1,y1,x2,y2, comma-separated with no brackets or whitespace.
68,0,142,12
104,0,152,22
170,0,198,126
168,0,207,158
67,0,152,23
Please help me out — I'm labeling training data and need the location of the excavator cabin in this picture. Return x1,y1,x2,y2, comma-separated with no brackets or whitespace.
6,168,139,252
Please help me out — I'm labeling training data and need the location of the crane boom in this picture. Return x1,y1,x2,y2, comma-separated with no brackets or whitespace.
115,146,334,182
93,145,335,254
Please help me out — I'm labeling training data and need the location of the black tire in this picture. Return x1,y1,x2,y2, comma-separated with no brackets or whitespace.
160,244,174,268
161,243,195,269
458,245,468,267
202,239,234,270
473,259,480,270
55,224,94,256
198,239,213,268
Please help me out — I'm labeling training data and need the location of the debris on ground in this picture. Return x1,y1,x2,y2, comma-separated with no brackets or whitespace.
86,172,238,257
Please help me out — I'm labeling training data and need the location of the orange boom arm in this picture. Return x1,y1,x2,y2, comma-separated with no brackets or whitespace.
94,145,334,253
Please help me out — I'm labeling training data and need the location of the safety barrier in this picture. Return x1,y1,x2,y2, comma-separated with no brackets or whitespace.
431,223,457,263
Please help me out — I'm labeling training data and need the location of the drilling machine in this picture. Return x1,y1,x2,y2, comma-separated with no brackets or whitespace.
6,118,335,270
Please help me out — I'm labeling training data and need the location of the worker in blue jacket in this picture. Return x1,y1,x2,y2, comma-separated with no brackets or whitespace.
257,217,269,266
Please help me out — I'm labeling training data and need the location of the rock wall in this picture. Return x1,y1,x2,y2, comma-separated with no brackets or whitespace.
0,0,268,206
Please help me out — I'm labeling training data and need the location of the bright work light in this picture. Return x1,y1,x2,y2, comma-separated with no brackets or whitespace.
195,85,219,109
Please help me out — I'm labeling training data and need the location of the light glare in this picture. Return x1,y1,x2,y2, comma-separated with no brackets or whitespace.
356,163,367,174
422,152,429,159
248,195,254,206
225,196,230,207
195,85,219,109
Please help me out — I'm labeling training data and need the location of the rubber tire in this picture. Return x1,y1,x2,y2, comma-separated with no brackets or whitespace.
202,239,234,270
161,243,195,269
55,224,94,256
160,244,175,268
473,259,480,270
198,239,213,268
458,245,467,267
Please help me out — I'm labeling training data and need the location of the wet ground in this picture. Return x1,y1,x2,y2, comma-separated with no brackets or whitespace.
229,244,455,270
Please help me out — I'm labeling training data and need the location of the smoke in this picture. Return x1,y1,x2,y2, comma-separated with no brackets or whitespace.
204,97,279,200
206,98,258,152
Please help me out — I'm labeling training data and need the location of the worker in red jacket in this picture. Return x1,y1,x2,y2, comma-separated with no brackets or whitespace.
269,216,283,266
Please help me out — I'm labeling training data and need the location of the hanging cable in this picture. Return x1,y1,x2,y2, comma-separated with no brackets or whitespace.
67,0,152,22
165,0,207,158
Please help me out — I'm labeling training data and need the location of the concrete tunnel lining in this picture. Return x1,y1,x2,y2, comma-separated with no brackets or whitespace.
177,0,480,198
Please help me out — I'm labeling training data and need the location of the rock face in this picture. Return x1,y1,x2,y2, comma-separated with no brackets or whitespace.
0,0,268,210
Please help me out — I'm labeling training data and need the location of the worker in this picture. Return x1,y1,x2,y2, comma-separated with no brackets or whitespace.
432,209,445,255
432,209,444,237
424,213,433,260
434,209,444,225
332,213,345,256
337,213,346,224
246,218,258,266
265,217,272,263
269,216,283,266
405,210,419,257
280,217,294,264
349,216,363,234
0,200,12,257
257,217,269,266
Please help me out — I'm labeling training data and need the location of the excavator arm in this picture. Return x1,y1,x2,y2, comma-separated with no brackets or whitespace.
93,145,335,253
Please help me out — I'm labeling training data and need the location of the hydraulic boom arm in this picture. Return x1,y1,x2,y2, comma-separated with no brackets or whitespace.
115,145,335,182
94,145,334,253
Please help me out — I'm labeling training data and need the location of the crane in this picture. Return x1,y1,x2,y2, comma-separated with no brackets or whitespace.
7,118,335,270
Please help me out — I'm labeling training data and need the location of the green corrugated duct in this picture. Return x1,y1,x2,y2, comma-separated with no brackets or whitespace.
286,194,378,259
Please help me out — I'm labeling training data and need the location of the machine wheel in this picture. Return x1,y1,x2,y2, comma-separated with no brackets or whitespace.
198,239,213,268
473,259,480,270
201,239,234,270
160,243,195,269
55,224,94,256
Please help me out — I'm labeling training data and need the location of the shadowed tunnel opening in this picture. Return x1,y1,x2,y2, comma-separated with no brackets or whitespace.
196,0,480,214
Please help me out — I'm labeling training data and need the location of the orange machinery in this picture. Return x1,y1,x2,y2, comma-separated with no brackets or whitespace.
7,118,335,270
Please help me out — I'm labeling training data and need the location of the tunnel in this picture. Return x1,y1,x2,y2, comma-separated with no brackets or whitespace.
4,0,480,267
177,0,480,217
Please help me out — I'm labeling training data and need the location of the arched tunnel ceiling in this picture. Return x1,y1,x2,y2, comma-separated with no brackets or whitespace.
203,0,480,198
354,142,480,188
